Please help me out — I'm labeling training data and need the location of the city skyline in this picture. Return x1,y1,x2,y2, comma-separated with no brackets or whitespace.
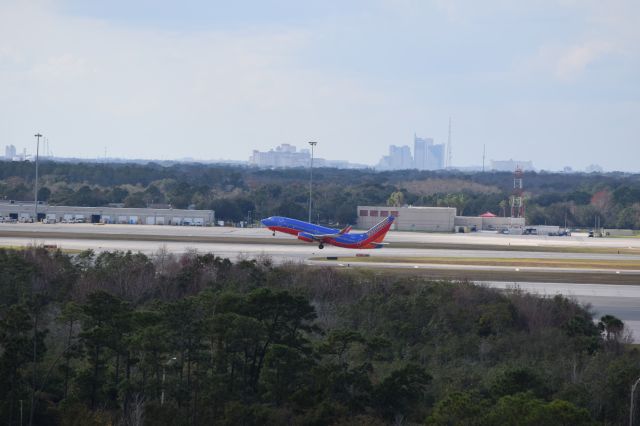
1,1,639,171
5,140,614,174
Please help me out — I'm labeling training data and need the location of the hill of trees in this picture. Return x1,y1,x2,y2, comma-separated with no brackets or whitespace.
1,160,640,229
0,247,638,425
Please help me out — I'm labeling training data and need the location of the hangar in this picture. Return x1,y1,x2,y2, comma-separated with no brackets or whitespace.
356,205,524,232
357,206,455,232
0,201,215,226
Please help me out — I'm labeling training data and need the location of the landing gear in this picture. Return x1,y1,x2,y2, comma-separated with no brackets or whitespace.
272,231,276,236
318,243,324,249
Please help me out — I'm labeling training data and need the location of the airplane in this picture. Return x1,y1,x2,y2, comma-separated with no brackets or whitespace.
260,215,395,249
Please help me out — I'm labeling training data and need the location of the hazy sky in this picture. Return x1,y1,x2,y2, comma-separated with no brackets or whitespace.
1,0,639,171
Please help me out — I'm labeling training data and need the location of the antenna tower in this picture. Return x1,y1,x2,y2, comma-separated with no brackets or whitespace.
510,167,525,218
482,144,485,172
446,117,452,168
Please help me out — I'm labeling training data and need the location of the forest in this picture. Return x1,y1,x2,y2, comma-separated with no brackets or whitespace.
0,246,637,425
1,160,640,228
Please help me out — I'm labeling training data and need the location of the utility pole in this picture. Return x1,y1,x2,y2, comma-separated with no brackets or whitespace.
482,144,486,172
34,133,42,222
308,141,317,223
446,117,452,168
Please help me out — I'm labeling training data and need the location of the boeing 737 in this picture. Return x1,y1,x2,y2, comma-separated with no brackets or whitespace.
260,215,395,249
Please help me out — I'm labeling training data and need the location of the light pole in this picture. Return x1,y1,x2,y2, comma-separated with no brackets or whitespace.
631,376,640,426
308,141,317,223
34,133,42,222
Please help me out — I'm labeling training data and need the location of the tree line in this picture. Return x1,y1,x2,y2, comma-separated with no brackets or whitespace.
0,247,638,425
1,160,640,228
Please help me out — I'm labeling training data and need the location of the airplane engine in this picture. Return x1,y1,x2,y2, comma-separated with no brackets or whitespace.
297,232,314,243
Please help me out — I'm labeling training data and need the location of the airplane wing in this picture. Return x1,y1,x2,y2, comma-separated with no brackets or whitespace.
304,225,351,240
307,232,343,240
339,225,352,234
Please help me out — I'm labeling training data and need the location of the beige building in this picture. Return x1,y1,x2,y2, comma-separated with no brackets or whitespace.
357,205,525,233
357,205,456,232
0,202,215,226
453,215,525,233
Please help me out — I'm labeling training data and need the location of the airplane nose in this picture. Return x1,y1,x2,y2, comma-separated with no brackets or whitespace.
261,217,272,227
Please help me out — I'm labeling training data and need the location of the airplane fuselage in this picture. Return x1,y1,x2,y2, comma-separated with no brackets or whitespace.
261,216,394,249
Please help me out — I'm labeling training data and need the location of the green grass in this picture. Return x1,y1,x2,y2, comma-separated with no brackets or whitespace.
0,245,83,254
313,256,640,270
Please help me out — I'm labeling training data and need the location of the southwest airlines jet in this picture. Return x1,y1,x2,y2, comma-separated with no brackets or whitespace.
261,215,395,249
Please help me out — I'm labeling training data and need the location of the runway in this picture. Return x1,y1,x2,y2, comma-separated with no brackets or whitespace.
3,222,640,250
480,281,640,342
2,222,640,341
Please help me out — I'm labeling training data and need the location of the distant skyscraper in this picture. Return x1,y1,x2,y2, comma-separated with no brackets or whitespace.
585,164,604,173
413,135,444,170
490,159,535,172
4,144,16,159
426,143,444,170
249,144,310,168
249,144,366,169
413,135,431,170
377,135,445,171
389,145,413,169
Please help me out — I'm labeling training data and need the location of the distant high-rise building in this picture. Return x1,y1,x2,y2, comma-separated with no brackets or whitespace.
377,135,445,171
389,145,413,169
426,143,444,170
490,159,534,172
413,135,444,170
413,135,431,170
377,145,413,171
4,144,16,159
249,144,310,168
249,144,366,169
585,164,603,173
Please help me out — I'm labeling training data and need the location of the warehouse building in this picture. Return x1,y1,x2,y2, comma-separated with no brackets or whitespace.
453,214,525,233
357,205,524,232
357,206,456,232
0,201,215,226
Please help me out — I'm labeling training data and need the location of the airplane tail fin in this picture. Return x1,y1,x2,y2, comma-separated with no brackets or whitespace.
364,216,395,243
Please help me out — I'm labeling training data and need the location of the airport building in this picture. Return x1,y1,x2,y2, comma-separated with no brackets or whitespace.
358,206,456,232
357,205,525,232
453,214,525,233
0,201,215,226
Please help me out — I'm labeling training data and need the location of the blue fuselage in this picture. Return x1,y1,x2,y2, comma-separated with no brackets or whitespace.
261,216,394,249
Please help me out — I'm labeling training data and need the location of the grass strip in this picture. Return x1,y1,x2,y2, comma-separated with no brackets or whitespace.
0,245,83,254
313,256,640,270
354,267,640,285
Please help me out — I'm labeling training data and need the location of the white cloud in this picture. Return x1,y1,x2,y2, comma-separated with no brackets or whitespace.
554,41,615,80
521,41,619,81
0,1,390,160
